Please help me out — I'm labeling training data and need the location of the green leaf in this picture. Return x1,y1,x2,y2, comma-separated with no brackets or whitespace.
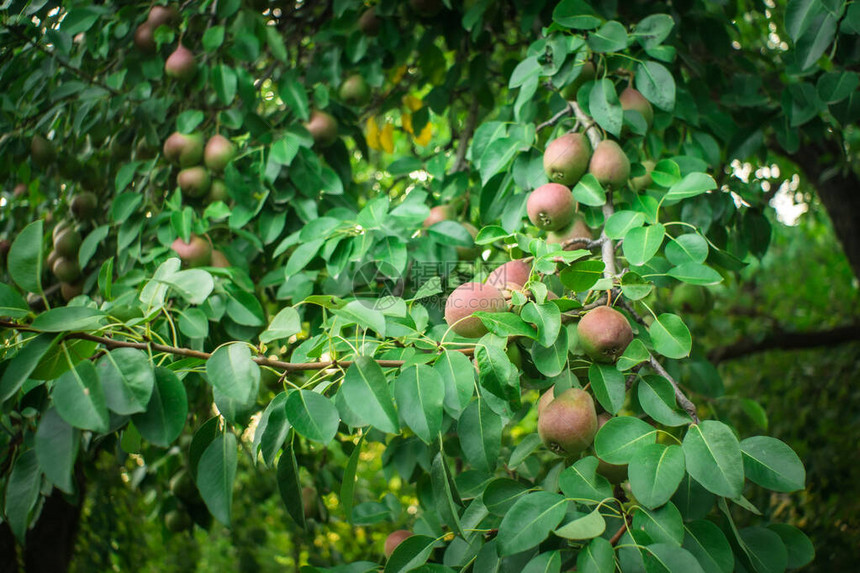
576,537,615,573
279,71,310,121
474,311,538,339
649,313,692,359
476,225,512,245
635,60,675,111
560,260,605,292
665,234,709,265
739,527,788,573
61,7,101,34
616,338,650,370
252,392,291,467
522,551,562,573
340,356,399,433
509,433,544,469
285,389,339,445
558,456,613,505
589,78,623,137
605,211,645,240
635,14,675,48
740,436,805,493
622,224,665,266
131,367,188,448
794,13,838,71
5,449,41,541
430,452,465,537
643,543,706,573
475,343,520,402
206,343,260,404
384,535,436,573
589,363,625,414
521,302,562,347
509,56,541,88
683,520,734,573
8,219,43,294
78,225,109,269
767,524,814,569
335,301,387,336
189,417,220,480
277,444,306,529
629,444,686,509
459,398,502,473
394,365,444,444
817,71,859,104
497,491,568,556
434,351,475,417
212,64,237,104
572,173,607,206
683,421,744,498
553,0,601,30
0,282,29,318
202,25,225,51
341,434,364,523
197,432,238,526
555,507,606,540
785,0,825,42
162,269,215,305
620,272,653,301
588,21,628,53
594,415,658,464
31,307,107,332
35,408,79,494
53,359,109,433
479,137,519,185
664,172,717,201
531,327,570,378
97,348,155,415
633,502,684,545
638,375,691,426
0,333,56,402
484,478,529,515
667,263,723,285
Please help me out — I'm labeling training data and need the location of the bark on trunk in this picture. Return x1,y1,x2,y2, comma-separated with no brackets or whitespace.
786,140,860,282
0,521,18,573
22,485,84,573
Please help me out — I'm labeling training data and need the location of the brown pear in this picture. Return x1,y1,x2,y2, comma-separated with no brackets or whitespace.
358,7,381,36
70,192,98,220
210,249,230,268
171,234,211,267
339,75,371,106
147,5,179,28
177,166,211,198
134,23,156,53
588,140,630,190
538,387,598,456
31,135,55,168
630,160,655,192
619,87,653,129
304,110,338,147
384,530,413,558
485,259,531,291
527,183,575,232
163,132,204,167
52,257,82,282
444,282,507,338
205,179,229,204
165,44,196,81
543,133,592,187
60,281,84,302
423,205,453,227
577,306,633,363
204,134,235,172
53,228,82,258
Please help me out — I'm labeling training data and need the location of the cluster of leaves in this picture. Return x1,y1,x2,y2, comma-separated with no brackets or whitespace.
0,0,836,571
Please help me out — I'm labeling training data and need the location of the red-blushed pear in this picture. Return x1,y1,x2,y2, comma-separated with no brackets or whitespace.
165,44,196,81
31,135,55,168
147,5,179,28
588,140,630,189
178,166,211,199
577,306,633,363
339,75,371,106
134,23,156,53
527,183,576,232
70,192,98,220
444,282,507,338
538,387,598,456
543,133,592,187
204,134,235,172
537,385,556,415
171,234,212,267
384,530,413,558
163,132,204,167
595,413,629,483
486,259,531,291
52,257,82,282
423,205,453,227
304,110,338,147
547,215,593,245
210,249,230,268
619,87,654,129
358,7,381,36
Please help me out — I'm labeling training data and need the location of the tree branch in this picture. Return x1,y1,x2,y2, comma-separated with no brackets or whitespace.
648,354,699,424
535,103,574,131
708,324,860,364
452,98,480,173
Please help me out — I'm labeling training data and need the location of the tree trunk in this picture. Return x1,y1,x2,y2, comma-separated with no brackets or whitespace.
0,521,18,573
22,486,84,573
786,140,860,282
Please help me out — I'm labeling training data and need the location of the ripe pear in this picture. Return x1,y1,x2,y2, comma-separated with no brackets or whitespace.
536,385,556,415
588,140,630,189
486,259,531,291
384,530,413,558
423,205,453,227
577,306,633,363
177,166,211,198
147,5,179,28
171,234,211,267
163,132,204,167
52,257,82,282
537,387,598,456
165,44,196,81
60,281,83,302
134,23,156,53
31,135,55,168
210,249,230,268
339,75,371,106
358,7,381,36
619,87,653,129
53,228,82,258
444,282,507,338
204,134,235,172
543,133,592,187
304,110,338,147
630,160,655,192
527,183,576,232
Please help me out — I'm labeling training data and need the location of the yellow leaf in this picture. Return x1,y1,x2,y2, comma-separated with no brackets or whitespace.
366,117,380,150
402,112,414,135
391,65,408,85
402,95,423,112
380,123,395,153
413,122,433,146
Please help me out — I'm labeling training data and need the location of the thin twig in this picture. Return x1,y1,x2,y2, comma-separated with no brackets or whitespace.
648,354,699,423
452,99,480,172
535,103,574,131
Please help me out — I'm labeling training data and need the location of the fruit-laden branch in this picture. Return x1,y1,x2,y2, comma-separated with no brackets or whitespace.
708,323,860,364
